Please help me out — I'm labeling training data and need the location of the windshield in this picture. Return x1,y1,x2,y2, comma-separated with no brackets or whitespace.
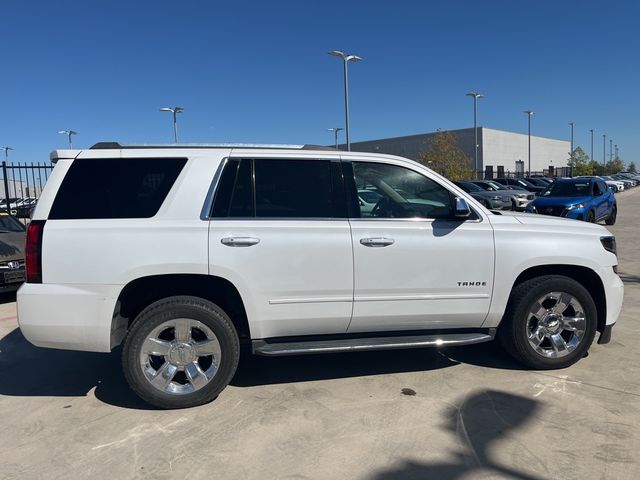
0,215,26,232
485,181,509,191
542,181,591,197
517,179,535,188
456,181,483,192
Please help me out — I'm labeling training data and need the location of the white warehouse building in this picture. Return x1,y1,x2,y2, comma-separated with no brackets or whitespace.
349,127,572,178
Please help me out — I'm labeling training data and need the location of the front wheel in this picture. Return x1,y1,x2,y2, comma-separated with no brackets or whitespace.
498,275,597,369
587,210,596,223
122,296,240,409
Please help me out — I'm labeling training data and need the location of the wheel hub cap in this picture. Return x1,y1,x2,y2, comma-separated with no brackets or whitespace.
526,291,587,358
168,343,197,366
139,318,222,395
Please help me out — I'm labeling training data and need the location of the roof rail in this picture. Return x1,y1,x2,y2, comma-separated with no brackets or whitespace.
90,142,337,151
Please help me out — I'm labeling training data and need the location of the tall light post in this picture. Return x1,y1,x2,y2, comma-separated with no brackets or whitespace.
610,138,613,164
0,147,13,162
466,92,484,179
327,127,344,149
159,107,184,143
589,129,595,174
568,122,575,154
603,134,607,169
328,50,362,151
615,144,619,160
57,130,78,148
523,110,534,176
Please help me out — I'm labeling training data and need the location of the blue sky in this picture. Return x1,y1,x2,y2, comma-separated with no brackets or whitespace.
1,0,638,164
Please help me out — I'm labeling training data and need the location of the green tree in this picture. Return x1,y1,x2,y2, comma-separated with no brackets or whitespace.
606,158,624,175
568,147,592,176
590,161,605,176
628,161,637,173
418,131,474,180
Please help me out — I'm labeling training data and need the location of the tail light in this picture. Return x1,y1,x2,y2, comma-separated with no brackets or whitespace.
26,220,45,283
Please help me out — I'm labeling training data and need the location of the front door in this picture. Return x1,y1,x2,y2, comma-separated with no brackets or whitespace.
208,156,353,339
345,158,495,333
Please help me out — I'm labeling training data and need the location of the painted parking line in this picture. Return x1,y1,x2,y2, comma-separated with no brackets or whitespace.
0,315,17,322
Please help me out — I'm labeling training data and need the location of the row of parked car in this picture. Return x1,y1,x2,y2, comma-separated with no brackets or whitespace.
454,172,640,224
0,197,38,218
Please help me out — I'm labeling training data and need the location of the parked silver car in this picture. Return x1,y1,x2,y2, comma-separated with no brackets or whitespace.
471,180,534,211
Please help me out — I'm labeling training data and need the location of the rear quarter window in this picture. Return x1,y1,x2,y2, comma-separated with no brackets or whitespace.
49,158,187,219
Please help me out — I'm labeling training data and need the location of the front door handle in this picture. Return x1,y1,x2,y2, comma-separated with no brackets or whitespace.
360,237,395,247
221,237,260,247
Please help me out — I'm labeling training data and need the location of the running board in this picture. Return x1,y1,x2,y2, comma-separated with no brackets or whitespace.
252,331,494,356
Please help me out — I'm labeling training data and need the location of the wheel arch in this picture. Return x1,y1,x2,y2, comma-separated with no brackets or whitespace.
509,265,606,336
111,274,251,349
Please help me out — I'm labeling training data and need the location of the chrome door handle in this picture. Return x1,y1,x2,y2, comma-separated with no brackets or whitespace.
221,237,260,247
360,237,395,247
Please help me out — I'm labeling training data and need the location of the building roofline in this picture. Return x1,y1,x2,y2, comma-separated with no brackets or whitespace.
349,126,570,145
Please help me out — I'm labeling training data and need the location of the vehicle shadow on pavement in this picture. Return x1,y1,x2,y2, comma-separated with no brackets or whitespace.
0,326,526,410
0,328,156,410
370,389,545,480
231,347,460,387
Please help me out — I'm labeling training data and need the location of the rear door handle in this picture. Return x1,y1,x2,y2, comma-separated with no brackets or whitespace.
360,237,395,247
221,237,260,247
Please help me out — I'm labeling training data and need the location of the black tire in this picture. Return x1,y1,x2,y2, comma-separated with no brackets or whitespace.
587,210,595,223
498,275,597,369
511,199,517,211
122,296,240,409
605,205,617,225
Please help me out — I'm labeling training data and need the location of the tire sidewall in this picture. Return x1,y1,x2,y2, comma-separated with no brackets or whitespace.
507,277,597,369
123,296,240,409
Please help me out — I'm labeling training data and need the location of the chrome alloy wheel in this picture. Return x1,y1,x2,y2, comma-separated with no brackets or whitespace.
526,291,586,358
139,318,222,395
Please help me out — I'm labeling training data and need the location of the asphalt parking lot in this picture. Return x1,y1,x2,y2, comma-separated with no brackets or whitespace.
1,190,639,480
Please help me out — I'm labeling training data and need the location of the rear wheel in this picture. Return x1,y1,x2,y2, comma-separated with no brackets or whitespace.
499,275,597,369
122,296,240,409
605,205,617,225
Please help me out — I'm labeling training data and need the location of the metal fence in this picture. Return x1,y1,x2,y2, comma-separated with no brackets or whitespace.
1,161,54,224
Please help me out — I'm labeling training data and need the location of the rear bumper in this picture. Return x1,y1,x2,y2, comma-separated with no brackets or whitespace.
17,283,120,352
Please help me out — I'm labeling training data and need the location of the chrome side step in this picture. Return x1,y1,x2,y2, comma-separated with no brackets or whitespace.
252,331,494,356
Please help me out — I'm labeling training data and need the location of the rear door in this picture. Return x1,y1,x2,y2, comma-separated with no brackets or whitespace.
207,154,354,340
344,157,495,333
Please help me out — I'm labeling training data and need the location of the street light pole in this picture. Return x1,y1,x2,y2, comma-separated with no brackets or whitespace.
57,130,78,148
615,144,619,160
610,138,613,164
159,107,184,143
328,50,362,151
589,129,595,174
523,110,534,176
603,134,607,169
568,122,575,155
0,147,13,162
327,127,344,149
466,92,484,179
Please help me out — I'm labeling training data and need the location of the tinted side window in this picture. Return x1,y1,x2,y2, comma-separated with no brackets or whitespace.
49,158,186,219
210,159,253,217
254,159,334,218
353,162,452,219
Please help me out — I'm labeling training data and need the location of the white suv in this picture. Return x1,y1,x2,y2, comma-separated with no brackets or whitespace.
17,143,624,409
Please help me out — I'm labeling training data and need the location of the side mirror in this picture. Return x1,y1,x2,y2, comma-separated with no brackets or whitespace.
454,197,471,218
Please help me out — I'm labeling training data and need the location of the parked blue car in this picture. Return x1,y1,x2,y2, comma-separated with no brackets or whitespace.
526,177,617,224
